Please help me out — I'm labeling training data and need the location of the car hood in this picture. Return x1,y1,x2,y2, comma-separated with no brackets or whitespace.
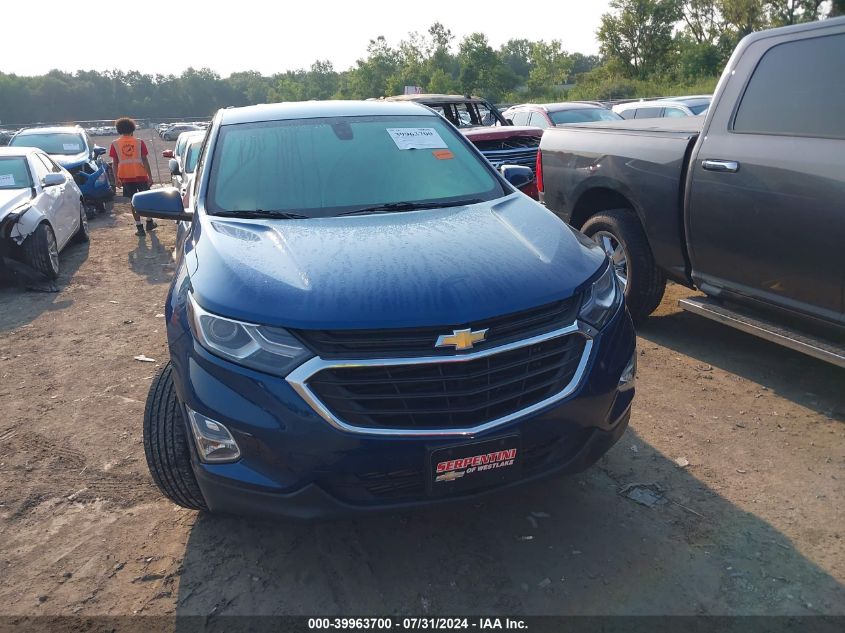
461,126,543,142
0,189,33,221
188,194,605,330
52,152,91,169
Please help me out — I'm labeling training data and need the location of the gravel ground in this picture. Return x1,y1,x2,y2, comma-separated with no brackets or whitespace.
1,129,843,619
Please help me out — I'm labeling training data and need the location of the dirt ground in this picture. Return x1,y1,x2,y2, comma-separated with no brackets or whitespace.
1,128,844,620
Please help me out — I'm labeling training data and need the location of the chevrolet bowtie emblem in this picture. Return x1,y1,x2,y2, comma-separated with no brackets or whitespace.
435,328,489,351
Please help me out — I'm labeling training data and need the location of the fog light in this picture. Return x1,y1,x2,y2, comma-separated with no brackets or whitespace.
619,352,636,386
186,407,241,463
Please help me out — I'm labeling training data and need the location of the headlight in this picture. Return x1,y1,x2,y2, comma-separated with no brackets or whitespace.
187,293,313,376
578,264,622,329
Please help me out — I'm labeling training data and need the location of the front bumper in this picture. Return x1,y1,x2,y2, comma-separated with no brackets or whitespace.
166,301,636,519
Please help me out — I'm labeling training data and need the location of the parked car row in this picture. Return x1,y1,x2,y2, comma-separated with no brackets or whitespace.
157,121,209,140
8,125,115,217
0,146,89,279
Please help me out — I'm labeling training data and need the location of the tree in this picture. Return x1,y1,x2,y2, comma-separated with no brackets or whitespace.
764,0,826,25
597,0,682,79
680,0,724,43
526,40,573,97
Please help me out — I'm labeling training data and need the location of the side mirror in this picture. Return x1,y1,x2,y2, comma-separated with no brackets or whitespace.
92,146,107,157
42,173,66,187
162,149,174,158
168,158,181,175
131,187,192,221
499,165,534,190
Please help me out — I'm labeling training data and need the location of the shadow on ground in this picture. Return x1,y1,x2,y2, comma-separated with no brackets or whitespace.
0,239,88,333
173,429,845,622
638,311,845,421
128,229,173,285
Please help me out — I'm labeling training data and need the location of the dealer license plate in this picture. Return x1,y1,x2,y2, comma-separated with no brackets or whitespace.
428,435,521,496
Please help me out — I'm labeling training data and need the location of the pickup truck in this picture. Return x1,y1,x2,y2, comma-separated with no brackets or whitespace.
538,16,845,367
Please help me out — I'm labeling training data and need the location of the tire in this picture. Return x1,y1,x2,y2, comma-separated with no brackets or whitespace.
22,222,60,280
83,203,97,220
581,209,666,324
73,201,90,243
143,362,209,511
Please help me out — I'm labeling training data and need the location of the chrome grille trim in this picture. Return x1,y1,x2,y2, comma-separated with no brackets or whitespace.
286,321,594,437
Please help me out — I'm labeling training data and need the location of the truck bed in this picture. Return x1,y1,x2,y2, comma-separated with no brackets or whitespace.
566,116,705,136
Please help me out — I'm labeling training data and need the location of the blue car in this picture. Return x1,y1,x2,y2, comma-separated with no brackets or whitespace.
9,126,115,216
132,101,636,519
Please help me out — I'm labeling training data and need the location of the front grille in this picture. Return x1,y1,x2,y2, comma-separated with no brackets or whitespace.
308,334,586,430
472,136,541,170
293,297,579,358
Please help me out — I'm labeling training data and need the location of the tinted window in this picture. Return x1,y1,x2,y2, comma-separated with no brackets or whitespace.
689,103,709,115
528,112,550,128
550,108,622,125
10,132,85,155
734,33,845,139
0,157,33,189
207,115,504,217
509,110,530,125
634,107,663,119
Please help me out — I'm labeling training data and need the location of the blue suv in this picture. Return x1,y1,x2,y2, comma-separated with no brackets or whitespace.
132,101,636,519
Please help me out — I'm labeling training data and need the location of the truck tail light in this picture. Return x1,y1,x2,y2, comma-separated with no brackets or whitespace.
535,150,544,193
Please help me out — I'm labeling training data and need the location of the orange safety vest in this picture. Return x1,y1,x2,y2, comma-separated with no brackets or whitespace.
112,136,147,180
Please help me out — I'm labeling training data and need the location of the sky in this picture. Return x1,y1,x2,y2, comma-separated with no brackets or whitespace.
0,0,612,77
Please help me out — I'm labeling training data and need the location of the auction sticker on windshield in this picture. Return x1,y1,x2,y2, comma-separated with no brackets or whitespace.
387,128,447,150
0,174,15,187
63,143,81,151
429,435,521,496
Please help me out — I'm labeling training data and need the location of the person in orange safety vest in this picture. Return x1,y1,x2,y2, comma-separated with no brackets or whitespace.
110,117,156,236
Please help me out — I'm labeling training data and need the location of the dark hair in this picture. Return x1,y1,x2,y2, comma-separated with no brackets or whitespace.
115,117,136,135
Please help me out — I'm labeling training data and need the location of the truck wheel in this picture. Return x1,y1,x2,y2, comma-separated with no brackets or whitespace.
581,209,666,324
22,222,60,280
143,362,209,511
73,201,90,243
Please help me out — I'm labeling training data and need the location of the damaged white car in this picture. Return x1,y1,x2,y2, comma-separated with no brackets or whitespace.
0,147,88,280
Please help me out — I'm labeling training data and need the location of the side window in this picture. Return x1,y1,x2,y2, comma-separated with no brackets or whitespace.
734,33,845,140
528,112,550,128
30,154,51,181
42,155,63,173
634,107,663,119
510,110,530,126
617,109,636,120
664,108,687,118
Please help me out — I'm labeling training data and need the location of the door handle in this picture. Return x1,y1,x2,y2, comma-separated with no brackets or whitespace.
702,159,739,173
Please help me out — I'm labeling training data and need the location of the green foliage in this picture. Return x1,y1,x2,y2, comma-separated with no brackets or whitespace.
0,6,835,125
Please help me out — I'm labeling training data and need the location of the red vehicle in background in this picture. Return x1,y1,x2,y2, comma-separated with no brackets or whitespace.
386,94,543,199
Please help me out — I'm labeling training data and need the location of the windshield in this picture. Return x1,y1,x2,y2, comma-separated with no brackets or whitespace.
689,103,710,115
550,108,621,125
185,141,202,173
0,157,33,189
207,115,504,218
424,102,502,128
10,132,85,155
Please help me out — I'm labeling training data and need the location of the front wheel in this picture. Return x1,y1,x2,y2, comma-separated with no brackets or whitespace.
581,209,666,324
22,222,60,280
143,362,209,511
73,201,90,243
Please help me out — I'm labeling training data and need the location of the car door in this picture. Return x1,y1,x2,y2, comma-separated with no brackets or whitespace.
686,30,845,323
27,154,66,242
38,154,77,248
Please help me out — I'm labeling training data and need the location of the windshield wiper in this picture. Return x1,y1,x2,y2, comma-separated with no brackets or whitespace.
209,210,309,220
339,199,484,217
